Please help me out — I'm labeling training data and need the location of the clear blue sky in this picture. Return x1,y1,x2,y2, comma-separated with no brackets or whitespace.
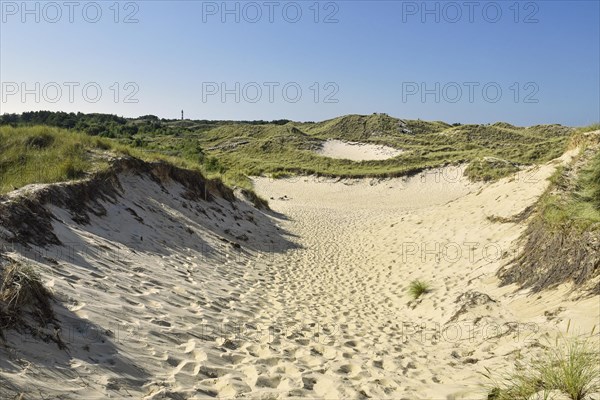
1,0,599,126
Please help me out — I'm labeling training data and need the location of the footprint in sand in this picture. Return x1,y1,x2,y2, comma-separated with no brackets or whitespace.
338,363,362,377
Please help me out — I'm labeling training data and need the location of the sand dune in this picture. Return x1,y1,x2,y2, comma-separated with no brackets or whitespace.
316,139,403,161
1,149,598,399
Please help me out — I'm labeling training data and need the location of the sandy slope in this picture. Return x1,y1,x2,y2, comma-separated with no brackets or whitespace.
252,151,598,399
1,150,598,399
316,139,403,160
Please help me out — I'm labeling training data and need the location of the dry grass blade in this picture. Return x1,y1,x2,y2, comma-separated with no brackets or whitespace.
0,263,54,328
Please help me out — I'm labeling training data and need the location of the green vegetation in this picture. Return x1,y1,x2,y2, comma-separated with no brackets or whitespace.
590,156,600,210
574,123,600,134
408,280,431,299
498,133,600,292
464,157,520,182
539,150,600,232
505,121,600,233
0,111,290,138
485,335,599,400
1,112,575,192
0,125,112,193
189,117,570,183
0,125,256,195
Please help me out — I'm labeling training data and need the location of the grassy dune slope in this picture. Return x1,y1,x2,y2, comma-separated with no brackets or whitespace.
499,127,600,293
0,125,237,196
0,113,583,192
117,114,571,184
0,126,113,193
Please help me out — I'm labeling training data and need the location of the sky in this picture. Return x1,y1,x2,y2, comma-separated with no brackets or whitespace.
1,0,599,126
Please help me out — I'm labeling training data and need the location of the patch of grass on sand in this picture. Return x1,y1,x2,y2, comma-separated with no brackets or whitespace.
0,262,54,338
408,280,431,299
540,150,600,232
0,125,111,193
0,126,268,204
485,333,599,400
497,143,600,293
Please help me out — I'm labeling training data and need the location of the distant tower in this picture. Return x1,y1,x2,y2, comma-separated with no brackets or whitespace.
181,110,184,120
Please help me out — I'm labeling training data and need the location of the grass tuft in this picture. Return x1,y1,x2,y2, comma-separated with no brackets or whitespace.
0,263,54,338
0,263,52,313
408,279,430,299
485,335,600,400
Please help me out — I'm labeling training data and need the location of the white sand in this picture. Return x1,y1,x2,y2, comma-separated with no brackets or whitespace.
316,139,403,161
1,149,599,399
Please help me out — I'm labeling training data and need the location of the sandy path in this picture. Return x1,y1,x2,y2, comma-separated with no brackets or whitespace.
231,152,598,399
244,174,480,398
